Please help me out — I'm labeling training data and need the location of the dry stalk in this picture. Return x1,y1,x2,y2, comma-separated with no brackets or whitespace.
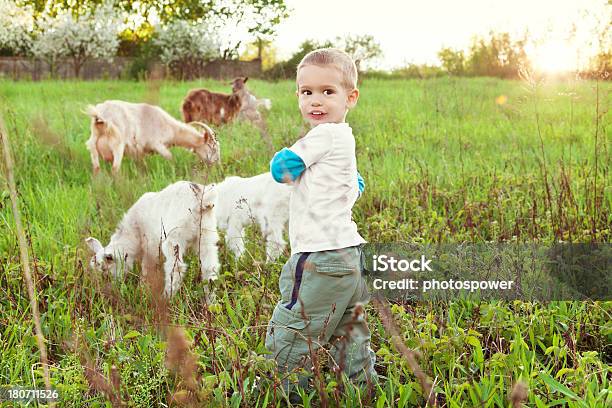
371,296,437,406
0,113,55,407
31,114,73,159
82,357,126,408
509,381,528,408
591,77,601,239
142,252,201,407
144,71,162,106
165,326,201,407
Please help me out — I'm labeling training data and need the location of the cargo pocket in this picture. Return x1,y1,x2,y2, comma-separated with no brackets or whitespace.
265,304,311,367
309,247,361,278
314,262,358,277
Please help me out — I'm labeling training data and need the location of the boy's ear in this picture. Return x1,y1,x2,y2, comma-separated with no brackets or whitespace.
347,88,359,108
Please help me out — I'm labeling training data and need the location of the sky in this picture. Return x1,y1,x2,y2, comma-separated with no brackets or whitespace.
272,0,611,71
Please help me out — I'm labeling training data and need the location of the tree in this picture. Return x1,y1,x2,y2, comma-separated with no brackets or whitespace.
587,7,611,77
205,0,289,59
243,0,289,56
583,48,611,79
0,0,35,56
466,32,529,78
265,39,335,79
337,34,383,72
438,47,466,75
19,0,214,20
153,19,220,79
241,39,278,70
30,2,122,77
21,0,289,59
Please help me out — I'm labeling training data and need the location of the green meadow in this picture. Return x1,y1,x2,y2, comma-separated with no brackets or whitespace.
0,77,610,406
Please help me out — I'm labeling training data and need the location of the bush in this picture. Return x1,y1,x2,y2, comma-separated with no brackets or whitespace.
123,41,158,80
362,64,445,80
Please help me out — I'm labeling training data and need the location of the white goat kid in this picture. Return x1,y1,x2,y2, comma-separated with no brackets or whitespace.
239,93,271,117
228,77,271,134
86,181,220,297
85,100,220,174
216,172,290,262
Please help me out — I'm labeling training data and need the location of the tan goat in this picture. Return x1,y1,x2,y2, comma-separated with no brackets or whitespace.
85,100,220,174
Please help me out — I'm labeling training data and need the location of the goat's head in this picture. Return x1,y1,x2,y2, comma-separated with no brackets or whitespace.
189,122,221,164
85,237,130,279
231,77,248,93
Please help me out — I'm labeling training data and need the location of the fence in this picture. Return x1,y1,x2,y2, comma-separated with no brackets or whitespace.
0,57,262,80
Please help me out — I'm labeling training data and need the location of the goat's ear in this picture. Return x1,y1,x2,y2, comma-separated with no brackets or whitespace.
243,77,248,83
85,237,103,254
203,127,215,142
202,185,218,208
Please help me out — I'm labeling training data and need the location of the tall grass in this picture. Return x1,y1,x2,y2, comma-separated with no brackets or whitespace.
0,77,609,407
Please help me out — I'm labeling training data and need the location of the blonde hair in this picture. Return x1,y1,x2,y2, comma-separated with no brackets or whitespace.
297,48,358,90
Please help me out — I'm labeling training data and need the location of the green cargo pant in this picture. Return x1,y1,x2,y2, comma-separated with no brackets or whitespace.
265,245,377,393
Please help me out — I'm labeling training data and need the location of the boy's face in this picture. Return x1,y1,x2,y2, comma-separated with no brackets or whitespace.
296,65,359,127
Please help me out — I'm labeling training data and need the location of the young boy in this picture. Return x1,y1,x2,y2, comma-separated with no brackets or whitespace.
265,48,377,395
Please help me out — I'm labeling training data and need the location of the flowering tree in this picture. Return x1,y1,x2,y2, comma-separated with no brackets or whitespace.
205,0,288,59
337,34,383,72
0,0,35,56
153,20,220,79
30,2,122,77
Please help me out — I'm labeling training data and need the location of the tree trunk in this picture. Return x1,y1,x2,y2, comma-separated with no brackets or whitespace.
73,58,82,79
257,38,263,60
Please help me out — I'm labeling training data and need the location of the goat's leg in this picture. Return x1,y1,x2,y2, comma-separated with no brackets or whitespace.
161,240,186,297
245,110,272,149
85,137,101,175
154,144,173,160
198,212,220,281
225,220,246,260
111,143,126,174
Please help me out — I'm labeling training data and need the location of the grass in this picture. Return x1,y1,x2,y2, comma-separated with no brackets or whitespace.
0,76,610,407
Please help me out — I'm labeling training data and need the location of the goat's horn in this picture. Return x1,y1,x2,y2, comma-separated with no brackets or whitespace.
188,121,215,136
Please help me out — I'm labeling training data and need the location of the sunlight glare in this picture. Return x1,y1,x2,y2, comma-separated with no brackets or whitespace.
529,40,579,73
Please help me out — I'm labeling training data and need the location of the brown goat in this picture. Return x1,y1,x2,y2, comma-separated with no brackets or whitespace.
181,77,250,126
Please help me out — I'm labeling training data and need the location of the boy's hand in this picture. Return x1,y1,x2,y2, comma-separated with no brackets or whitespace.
357,171,365,199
